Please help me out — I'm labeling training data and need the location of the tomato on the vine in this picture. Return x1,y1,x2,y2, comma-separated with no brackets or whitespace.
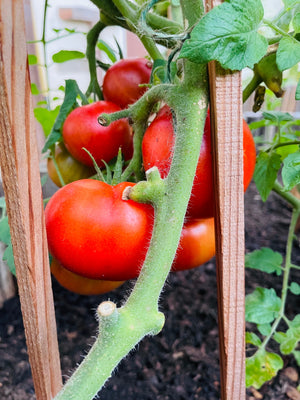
62,101,133,168
142,106,256,219
45,179,154,281
47,142,95,187
102,58,152,109
172,218,215,272
50,257,124,295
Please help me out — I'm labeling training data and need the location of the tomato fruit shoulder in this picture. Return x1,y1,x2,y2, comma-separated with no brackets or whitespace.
62,101,133,168
142,106,256,218
102,58,152,109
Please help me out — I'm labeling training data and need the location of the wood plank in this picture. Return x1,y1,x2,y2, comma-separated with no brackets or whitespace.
208,61,246,400
0,1,62,399
205,2,245,399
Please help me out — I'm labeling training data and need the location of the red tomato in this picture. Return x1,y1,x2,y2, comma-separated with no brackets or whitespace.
142,106,256,218
50,257,124,295
102,58,152,109
172,218,215,271
47,142,94,187
62,101,133,168
45,179,154,281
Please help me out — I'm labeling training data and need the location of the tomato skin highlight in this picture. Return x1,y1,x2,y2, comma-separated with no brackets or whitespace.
172,218,215,272
47,142,94,187
142,107,256,219
45,179,154,281
50,257,124,295
102,58,152,109
62,101,133,168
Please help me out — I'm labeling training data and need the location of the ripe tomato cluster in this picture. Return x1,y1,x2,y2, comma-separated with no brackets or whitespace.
45,58,256,296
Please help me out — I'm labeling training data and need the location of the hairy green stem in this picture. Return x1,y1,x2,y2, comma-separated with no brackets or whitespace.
273,181,300,210
112,0,163,59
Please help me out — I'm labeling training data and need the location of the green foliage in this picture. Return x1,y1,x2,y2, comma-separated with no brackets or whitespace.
245,287,281,324
34,106,60,137
254,152,282,201
245,247,283,276
282,152,300,191
52,50,85,63
276,36,300,71
42,80,88,153
179,0,268,70
246,350,284,389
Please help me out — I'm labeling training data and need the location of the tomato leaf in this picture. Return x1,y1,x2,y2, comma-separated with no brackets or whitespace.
290,281,300,295
262,111,294,124
245,287,281,324
0,216,16,276
28,54,38,65
52,50,85,63
42,80,88,153
275,316,300,354
246,349,284,389
293,12,300,32
282,152,300,191
31,83,39,95
245,247,283,276
0,216,11,246
257,323,272,336
276,36,300,71
97,40,117,63
34,106,60,137
254,152,282,202
293,350,300,366
246,331,262,347
296,79,300,100
3,243,16,276
179,0,268,70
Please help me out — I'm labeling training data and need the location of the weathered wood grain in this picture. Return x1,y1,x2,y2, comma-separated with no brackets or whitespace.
0,1,62,398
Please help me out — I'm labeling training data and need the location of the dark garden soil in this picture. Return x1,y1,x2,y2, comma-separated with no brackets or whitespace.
0,181,299,400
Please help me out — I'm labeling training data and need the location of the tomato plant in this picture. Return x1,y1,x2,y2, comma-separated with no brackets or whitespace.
102,58,153,109
62,101,133,167
50,257,124,296
47,142,95,187
142,106,257,218
45,179,154,281
19,0,300,398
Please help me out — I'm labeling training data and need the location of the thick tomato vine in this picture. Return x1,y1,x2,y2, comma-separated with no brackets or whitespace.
142,106,256,218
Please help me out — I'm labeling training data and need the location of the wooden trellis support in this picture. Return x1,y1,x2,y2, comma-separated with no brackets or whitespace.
207,3,245,399
0,1,62,399
0,0,245,399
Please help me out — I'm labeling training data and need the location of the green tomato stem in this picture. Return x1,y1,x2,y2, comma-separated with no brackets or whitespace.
259,205,300,351
243,73,262,103
112,0,164,60
85,19,105,100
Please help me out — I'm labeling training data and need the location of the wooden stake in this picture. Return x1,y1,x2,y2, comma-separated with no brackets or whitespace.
205,2,245,399
0,1,62,398
208,61,246,400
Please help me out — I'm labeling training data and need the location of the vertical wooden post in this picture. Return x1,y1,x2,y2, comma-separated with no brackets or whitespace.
208,63,246,399
206,2,245,399
0,1,62,399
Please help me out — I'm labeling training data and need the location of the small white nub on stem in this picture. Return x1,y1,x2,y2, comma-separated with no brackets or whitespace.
97,301,117,317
